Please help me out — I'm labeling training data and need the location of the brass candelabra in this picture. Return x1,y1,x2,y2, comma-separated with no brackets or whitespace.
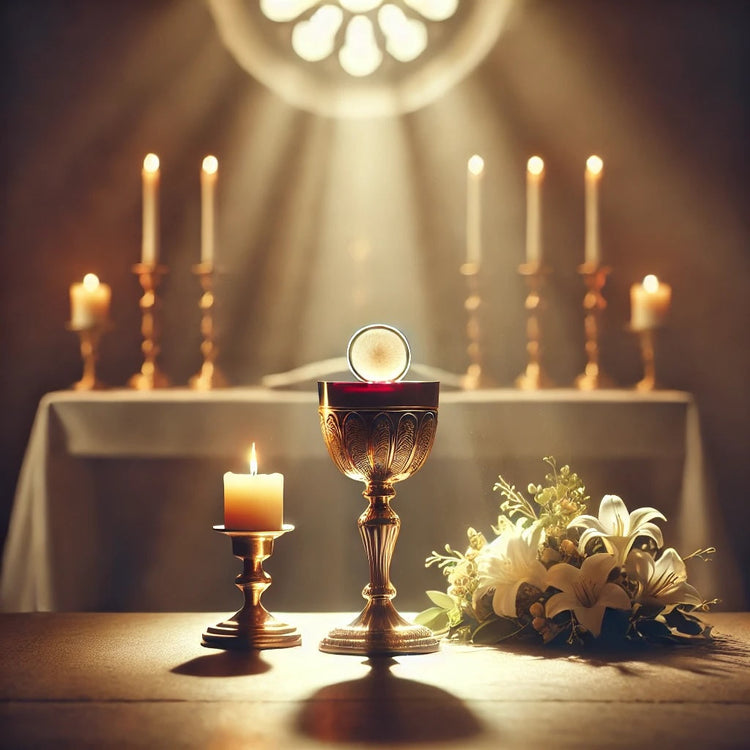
575,263,612,390
515,262,553,390
189,263,227,390
202,525,301,650
460,262,492,389
67,322,109,391
129,263,170,390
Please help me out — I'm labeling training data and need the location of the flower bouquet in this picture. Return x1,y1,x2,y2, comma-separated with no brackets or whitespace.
416,458,716,647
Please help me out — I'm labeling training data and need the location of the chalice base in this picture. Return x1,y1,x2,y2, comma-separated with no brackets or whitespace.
202,613,301,650
320,598,439,656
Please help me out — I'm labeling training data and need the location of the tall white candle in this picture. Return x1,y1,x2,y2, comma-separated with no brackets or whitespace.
69,273,111,328
466,155,484,267
526,156,544,264
201,155,218,266
630,274,672,330
141,153,160,265
584,155,603,265
223,444,284,530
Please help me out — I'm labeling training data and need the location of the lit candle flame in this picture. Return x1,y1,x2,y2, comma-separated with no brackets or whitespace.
143,153,160,173
468,154,484,175
202,155,218,175
527,155,544,176
82,273,100,291
586,155,603,175
643,274,659,293
248,443,258,476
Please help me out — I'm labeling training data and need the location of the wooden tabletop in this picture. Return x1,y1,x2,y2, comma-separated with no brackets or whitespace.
1,611,749,749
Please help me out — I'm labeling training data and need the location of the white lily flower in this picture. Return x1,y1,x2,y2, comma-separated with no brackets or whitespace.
568,494,666,565
473,521,547,619
625,547,703,608
546,553,632,637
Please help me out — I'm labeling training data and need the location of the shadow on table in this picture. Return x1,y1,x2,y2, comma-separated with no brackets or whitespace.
494,633,750,678
171,649,272,677
295,656,485,745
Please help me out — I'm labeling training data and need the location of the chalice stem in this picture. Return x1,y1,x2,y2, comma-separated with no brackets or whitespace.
360,492,399,601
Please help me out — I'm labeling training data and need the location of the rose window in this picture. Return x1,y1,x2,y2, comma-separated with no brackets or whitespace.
208,0,514,117
260,0,458,77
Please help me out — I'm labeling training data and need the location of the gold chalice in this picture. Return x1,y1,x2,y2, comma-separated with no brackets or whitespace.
318,325,440,655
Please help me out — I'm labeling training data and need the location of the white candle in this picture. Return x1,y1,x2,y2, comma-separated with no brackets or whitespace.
69,273,111,328
630,274,672,330
526,156,544,264
141,153,160,265
223,444,284,530
466,154,484,267
201,155,218,266
584,155,603,265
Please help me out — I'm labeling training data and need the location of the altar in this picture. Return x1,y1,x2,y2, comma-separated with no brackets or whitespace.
1,387,742,614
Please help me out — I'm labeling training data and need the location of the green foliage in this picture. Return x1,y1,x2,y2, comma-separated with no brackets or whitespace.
471,616,526,645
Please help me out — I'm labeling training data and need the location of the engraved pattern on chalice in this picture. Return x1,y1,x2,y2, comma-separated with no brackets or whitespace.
318,380,440,655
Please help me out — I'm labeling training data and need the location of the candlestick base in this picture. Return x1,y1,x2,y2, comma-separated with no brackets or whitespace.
575,263,613,390
67,322,110,391
202,524,301,651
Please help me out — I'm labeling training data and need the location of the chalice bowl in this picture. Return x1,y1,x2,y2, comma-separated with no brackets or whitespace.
317,325,440,655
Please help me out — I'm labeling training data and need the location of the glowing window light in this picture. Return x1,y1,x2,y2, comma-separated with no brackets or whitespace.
404,0,458,22
260,0,319,23
292,5,344,62
260,0,459,77
379,4,427,63
339,15,383,77
340,0,382,11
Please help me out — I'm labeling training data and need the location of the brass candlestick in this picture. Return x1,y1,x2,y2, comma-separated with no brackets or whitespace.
318,381,440,656
202,524,301,650
575,263,612,390
460,262,492,389
515,262,553,390
129,263,170,390
189,263,227,390
633,326,658,391
67,322,109,391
